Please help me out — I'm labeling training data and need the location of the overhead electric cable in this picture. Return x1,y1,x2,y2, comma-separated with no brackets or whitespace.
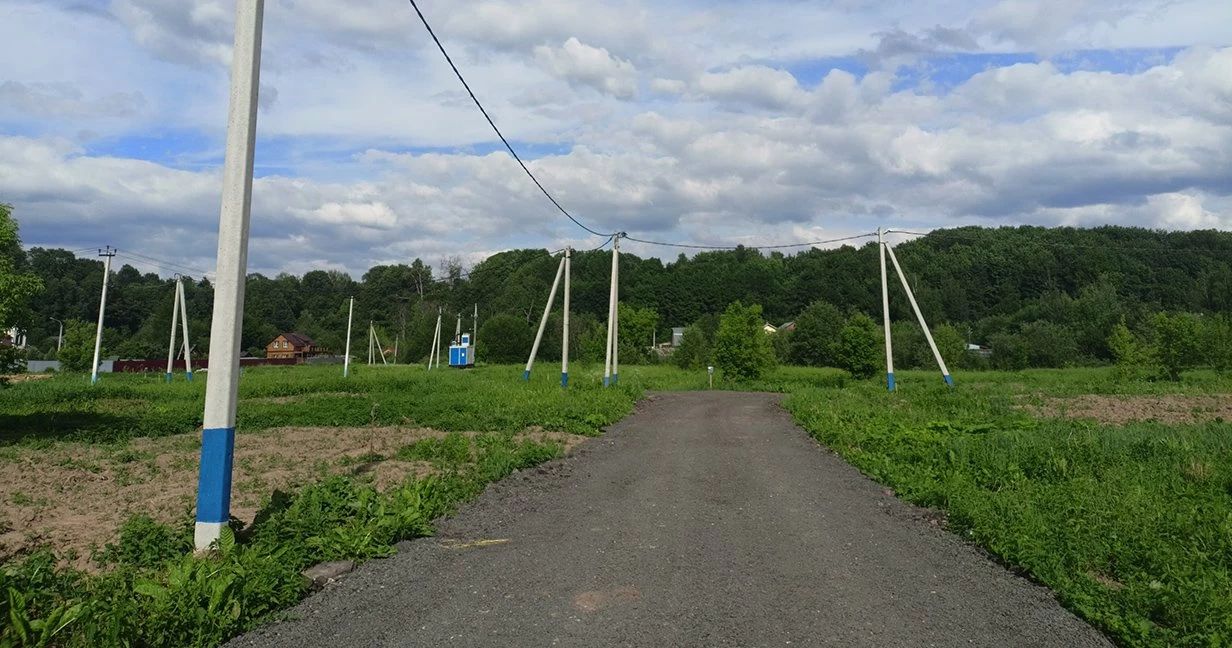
405,0,607,238
621,232,878,251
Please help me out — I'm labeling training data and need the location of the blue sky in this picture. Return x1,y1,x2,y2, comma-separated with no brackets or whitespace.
0,0,1229,277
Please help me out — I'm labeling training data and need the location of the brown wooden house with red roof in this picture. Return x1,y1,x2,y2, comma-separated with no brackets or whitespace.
266,333,323,360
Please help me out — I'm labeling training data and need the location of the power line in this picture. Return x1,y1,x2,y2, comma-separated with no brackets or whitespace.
622,232,878,251
405,0,608,239
115,251,211,277
883,229,1232,255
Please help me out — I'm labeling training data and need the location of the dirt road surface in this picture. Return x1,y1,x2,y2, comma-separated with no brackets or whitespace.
228,392,1111,647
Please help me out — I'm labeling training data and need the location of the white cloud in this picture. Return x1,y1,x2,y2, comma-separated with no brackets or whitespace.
696,65,808,110
2,0,1231,278
533,37,638,99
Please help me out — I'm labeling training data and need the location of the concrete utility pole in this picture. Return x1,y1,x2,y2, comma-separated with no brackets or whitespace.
167,278,182,383
612,235,620,385
195,0,264,552
368,321,374,366
603,235,619,387
879,228,894,392
562,247,571,389
90,246,116,385
49,317,63,353
343,296,354,378
884,242,953,387
179,278,193,381
524,253,566,380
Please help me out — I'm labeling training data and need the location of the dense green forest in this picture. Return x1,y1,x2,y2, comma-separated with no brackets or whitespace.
6,202,1232,373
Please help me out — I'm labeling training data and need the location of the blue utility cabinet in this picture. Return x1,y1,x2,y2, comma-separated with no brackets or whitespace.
449,333,475,368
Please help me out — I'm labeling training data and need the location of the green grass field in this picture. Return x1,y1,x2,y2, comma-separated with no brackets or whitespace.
1,363,1229,646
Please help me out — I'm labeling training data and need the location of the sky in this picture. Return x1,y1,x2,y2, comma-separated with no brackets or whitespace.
0,0,1229,278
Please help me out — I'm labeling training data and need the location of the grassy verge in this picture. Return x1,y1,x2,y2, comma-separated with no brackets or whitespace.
785,369,1232,647
0,431,567,647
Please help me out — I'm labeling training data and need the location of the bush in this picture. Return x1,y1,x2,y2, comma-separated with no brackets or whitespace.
789,300,844,367
931,323,966,371
56,320,97,372
477,314,533,364
1206,314,1232,372
837,312,880,379
989,332,1029,371
672,324,710,370
1149,312,1203,381
713,301,775,381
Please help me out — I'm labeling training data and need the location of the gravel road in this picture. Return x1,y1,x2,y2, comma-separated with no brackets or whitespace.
228,391,1111,647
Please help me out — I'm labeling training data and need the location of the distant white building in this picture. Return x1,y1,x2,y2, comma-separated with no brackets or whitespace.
3,327,26,349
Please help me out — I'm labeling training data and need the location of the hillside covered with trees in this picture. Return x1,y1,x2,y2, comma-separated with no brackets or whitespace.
5,202,1232,375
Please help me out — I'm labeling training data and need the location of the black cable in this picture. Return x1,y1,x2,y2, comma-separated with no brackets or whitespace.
622,232,877,251
116,251,210,277
405,0,609,238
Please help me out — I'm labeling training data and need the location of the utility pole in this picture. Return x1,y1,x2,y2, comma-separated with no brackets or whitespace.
179,278,193,381
368,321,374,366
167,278,182,383
879,228,894,392
524,253,566,381
562,247,571,389
612,234,620,385
343,296,354,378
195,0,264,552
90,246,116,384
884,242,953,387
49,317,63,353
472,303,478,358
603,235,619,387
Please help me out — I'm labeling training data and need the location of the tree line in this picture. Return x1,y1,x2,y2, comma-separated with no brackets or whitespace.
4,202,1232,376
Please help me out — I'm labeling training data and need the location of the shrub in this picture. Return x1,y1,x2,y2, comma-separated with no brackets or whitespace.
672,324,710,370
713,301,775,381
789,300,845,367
837,313,880,379
477,314,533,364
1149,312,1203,381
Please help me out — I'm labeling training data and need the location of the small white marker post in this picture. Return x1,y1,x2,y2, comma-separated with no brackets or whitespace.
343,297,354,378
708,365,714,389
524,254,566,381
166,278,182,383
561,247,571,389
884,242,953,387
90,246,115,384
878,228,894,392
194,0,264,552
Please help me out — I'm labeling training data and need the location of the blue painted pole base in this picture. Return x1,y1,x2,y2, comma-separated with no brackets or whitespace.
522,370,531,381
603,376,610,387
613,373,618,385
185,371,193,382
561,372,568,389
91,374,98,384
166,372,173,383
944,374,954,387
196,427,236,527
887,372,895,392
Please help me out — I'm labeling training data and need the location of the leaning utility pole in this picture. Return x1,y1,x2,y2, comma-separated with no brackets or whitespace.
195,0,264,552
90,246,116,385
603,235,620,387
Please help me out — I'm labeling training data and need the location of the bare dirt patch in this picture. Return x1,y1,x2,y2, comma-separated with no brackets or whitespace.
0,374,53,384
1022,394,1232,425
0,425,587,570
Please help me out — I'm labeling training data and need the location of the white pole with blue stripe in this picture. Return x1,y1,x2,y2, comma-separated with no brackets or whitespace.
561,247,571,388
179,277,193,381
524,253,565,381
884,241,953,387
612,235,620,385
195,0,264,552
878,229,894,391
166,278,181,383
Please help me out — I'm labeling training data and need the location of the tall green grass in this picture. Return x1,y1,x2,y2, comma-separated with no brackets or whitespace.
0,364,640,445
785,372,1232,647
